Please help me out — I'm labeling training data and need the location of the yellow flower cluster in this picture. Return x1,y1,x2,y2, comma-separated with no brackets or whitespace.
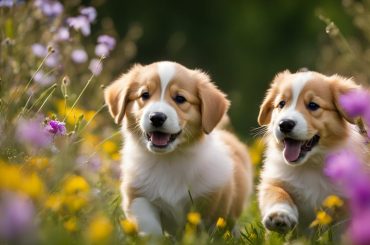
120,219,137,235
0,162,45,199
45,175,90,213
187,212,201,226
310,195,344,228
249,138,265,165
87,215,113,243
56,100,96,126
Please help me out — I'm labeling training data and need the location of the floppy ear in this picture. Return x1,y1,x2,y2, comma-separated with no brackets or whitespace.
330,75,361,124
104,64,142,124
257,71,289,125
196,71,230,134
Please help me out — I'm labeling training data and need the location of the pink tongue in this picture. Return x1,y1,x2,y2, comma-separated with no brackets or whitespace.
283,139,302,162
150,132,171,146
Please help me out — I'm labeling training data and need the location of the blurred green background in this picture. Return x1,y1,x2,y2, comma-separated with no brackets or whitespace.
93,0,358,138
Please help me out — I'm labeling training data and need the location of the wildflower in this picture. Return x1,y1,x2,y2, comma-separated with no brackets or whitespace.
0,192,35,241
63,195,88,212
62,175,90,194
216,217,227,229
56,27,70,41
0,0,14,7
95,35,116,57
64,217,78,232
310,210,332,227
88,58,103,76
67,15,91,36
87,215,113,243
102,140,117,155
34,70,55,86
34,0,63,17
249,138,265,165
120,219,137,235
323,195,344,209
350,211,370,245
71,49,88,63
187,212,201,226
45,119,66,135
45,51,60,68
223,230,232,240
27,157,49,170
339,89,370,119
45,194,63,212
80,6,96,23
16,117,52,148
31,43,47,57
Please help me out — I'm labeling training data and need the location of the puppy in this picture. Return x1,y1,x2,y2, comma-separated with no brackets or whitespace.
257,70,368,234
104,61,252,236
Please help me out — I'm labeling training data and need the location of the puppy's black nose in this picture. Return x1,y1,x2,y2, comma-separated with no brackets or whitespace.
279,119,296,133
149,112,167,127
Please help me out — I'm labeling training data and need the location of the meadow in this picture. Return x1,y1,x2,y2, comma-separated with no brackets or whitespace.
0,1,370,244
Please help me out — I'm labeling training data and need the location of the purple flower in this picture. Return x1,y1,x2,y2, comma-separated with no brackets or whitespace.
34,0,63,17
350,211,370,245
34,70,55,86
45,52,60,68
0,0,14,7
88,58,102,76
71,49,88,63
340,90,370,118
95,43,110,57
31,43,47,57
97,35,116,50
95,35,116,57
80,6,96,23
67,16,91,36
45,120,66,135
56,27,70,41
16,117,52,148
324,150,362,185
0,193,35,241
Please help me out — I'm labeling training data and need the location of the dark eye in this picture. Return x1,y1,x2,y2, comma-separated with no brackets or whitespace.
308,102,320,111
174,95,186,104
278,100,286,109
141,92,150,100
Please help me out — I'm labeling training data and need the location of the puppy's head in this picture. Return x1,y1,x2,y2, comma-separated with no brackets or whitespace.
258,70,360,166
104,61,229,154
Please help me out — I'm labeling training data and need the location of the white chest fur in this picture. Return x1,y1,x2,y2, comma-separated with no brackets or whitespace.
122,131,233,212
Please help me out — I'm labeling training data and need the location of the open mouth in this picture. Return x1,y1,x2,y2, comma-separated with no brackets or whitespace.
146,131,181,148
283,135,320,163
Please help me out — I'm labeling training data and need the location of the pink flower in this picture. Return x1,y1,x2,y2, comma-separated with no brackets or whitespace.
16,117,52,148
34,70,55,86
80,6,96,23
31,43,47,57
56,27,70,41
67,16,91,36
34,0,63,17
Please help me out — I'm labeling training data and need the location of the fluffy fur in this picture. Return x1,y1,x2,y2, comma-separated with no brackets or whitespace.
257,70,369,234
104,61,252,236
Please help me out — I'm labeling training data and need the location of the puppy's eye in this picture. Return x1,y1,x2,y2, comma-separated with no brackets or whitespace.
278,100,286,109
141,92,150,100
174,95,186,104
307,102,320,111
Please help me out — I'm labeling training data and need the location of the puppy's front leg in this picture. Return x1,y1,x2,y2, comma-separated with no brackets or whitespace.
127,197,162,235
258,183,298,233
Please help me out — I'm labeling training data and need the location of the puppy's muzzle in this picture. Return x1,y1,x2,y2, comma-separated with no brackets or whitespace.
149,112,167,128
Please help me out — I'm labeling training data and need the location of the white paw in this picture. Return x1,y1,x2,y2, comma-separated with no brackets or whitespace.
263,204,298,233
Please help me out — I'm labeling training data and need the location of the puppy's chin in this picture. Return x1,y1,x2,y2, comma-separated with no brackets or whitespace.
144,131,182,154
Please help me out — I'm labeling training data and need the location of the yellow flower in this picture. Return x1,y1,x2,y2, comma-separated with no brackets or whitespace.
310,210,333,227
87,215,113,243
56,100,95,126
21,173,45,199
62,175,90,194
111,153,121,161
323,195,343,209
249,138,265,165
187,212,201,226
216,217,226,229
102,140,118,155
120,219,137,235
64,195,88,212
27,157,49,170
64,217,78,232
45,194,64,212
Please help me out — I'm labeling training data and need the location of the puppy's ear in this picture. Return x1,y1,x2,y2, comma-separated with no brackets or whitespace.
104,64,142,124
258,71,289,125
196,71,230,134
330,75,361,124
